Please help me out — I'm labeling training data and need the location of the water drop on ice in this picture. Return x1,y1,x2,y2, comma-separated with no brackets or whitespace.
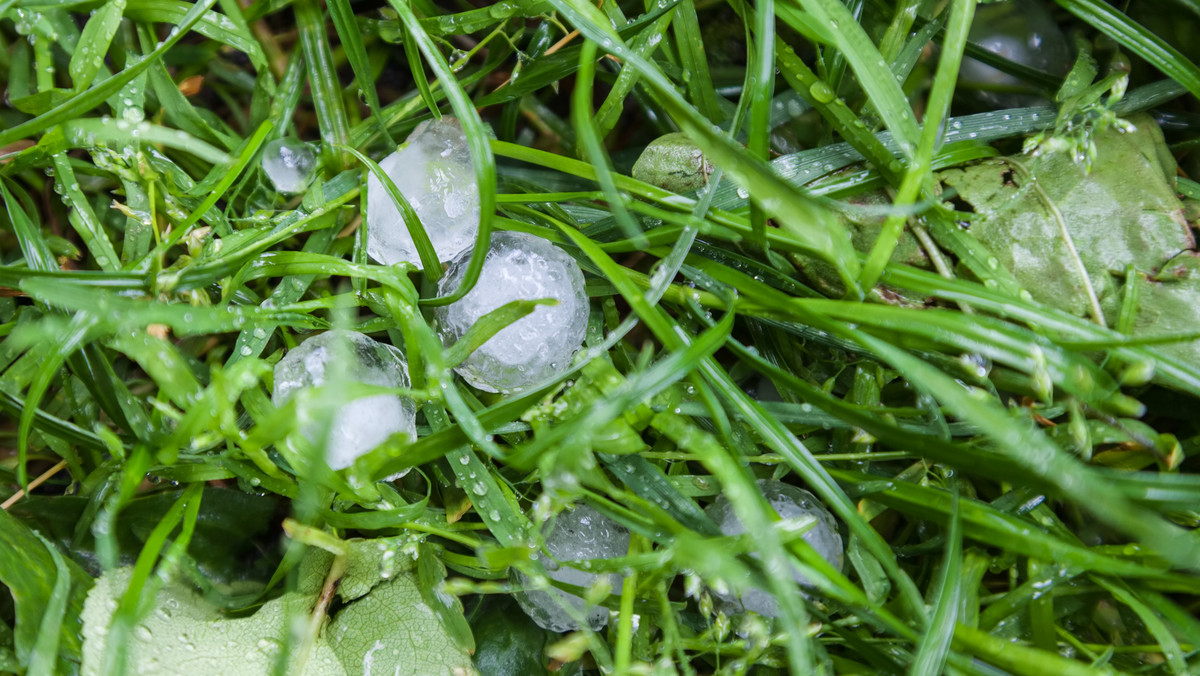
272,330,416,470
512,504,630,632
435,231,588,393
366,116,480,269
261,138,316,195
703,479,842,618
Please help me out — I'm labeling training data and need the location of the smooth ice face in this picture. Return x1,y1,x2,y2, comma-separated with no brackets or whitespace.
704,479,842,618
366,117,480,268
262,138,316,194
272,330,416,470
435,231,589,393
512,504,630,632
958,0,1070,108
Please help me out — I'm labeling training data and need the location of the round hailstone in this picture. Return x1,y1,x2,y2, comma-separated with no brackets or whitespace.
435,231,588,393
261,138,317,194
272,330,416,470
512,504,630,633
703,479,843,618
957,0,1070,108
366,116,480,268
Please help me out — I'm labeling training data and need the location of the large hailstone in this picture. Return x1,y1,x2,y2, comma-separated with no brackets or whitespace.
704,479,843,617
434,231,589,393
272,330,416,470
512,504,631,633
366,116,480,268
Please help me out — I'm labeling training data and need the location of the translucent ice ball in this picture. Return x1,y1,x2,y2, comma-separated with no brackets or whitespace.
262,138,316,195
512,504,630,632
366,116,480,269
703,479,843,617
272,330,416,470
435,231,589,393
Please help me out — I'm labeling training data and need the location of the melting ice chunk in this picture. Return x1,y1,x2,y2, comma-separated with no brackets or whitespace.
435,231,588,393
512,504,630,633
261,138,316,194
272,330,416,470
366,116,480,268
703,479,842,618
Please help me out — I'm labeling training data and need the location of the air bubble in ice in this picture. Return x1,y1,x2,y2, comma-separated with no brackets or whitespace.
512,504,630,632
366,116,480,269
435,231,588,393
272,330,415,470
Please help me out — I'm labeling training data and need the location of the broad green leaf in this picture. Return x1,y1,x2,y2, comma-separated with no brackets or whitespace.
0,508,92,671
81,544,477,675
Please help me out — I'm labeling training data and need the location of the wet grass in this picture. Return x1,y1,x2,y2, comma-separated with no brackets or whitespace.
2,0,1200,674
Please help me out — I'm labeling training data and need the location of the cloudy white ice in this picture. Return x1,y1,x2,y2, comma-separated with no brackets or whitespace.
272,330,416,470
704,479,843,617
512,504,630,633
261,138,316,195
366,116,480,268
435,231,589,393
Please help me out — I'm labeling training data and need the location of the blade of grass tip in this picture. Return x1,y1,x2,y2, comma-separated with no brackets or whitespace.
745,0,774,250
296,0,350,170
27,532,72,676
859,0,974,291
572,41,646,246
103,483,202,675
389,1,498,308
402,21,439,124
0,0,218,148
1055,0,1200,101
793,0,920,158
151,119,271,257
771,37,900,183
547,0,863,295
337,144,442,280
18,315,98,489
909,485,963,676
594,12,672,139
327,0,393,148
671,0,722,123
1091,577,1186,674
877,0,922,62
69,0,126,91
50,154,120,271
268,51,306,141
1,179,58,273
213,0,270,75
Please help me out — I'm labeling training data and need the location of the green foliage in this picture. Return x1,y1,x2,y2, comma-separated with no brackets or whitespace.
2,0,1200,674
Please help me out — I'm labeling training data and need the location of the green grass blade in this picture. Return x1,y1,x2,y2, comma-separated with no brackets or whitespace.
327,0,392,148
909,486,962,676
296,0,350,171
0,0,218,148
69,0,126,91
789,0,920,157
1055,0,1200,101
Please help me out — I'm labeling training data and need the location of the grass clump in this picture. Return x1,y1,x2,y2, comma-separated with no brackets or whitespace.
2,0,1200,674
